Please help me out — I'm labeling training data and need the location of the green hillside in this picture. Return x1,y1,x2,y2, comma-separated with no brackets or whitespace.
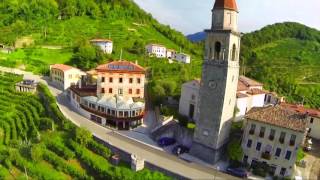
241,22,320,108
0,73,169,179
0,0,203,101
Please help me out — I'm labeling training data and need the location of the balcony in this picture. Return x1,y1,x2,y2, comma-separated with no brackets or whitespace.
261,152,271,160
80,104,144,121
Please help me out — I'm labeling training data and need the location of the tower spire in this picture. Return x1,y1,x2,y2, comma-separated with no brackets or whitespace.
213,0,238,12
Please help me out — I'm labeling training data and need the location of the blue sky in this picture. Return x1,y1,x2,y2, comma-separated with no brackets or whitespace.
133,0,320,35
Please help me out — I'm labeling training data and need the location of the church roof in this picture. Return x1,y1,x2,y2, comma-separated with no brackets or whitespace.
213,0,238,12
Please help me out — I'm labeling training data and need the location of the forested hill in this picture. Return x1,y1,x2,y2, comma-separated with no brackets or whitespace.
0,0,204,102
241,22,320,108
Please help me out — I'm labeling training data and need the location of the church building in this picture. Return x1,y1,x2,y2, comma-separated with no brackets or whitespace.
189,0,241,164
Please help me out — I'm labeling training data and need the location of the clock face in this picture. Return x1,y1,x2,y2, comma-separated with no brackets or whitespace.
208,81,217,89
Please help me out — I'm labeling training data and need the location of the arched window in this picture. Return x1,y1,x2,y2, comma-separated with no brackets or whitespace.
232,44,237,61
214,42,221,60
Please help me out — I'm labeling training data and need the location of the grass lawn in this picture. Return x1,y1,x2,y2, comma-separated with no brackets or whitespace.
0,48,72,74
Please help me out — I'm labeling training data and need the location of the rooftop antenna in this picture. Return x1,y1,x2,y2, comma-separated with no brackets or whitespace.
120,49,123,61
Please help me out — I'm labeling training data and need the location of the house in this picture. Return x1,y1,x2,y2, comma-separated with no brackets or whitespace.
242,106,307,177
166,49,176,59
179,76,268,121
145,44,167,58
90,39,113,54
174,53,191,64
236,76,267,119
69,60,146,130
15,79,37,93
0,44,14,54
281,103,320,140
50,64,86,90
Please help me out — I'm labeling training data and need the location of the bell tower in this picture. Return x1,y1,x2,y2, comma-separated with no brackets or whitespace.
190,0,240,164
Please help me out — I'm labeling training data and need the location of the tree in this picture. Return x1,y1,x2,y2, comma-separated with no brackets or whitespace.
227,139,243,162
75,127,92,146
70,40,104,70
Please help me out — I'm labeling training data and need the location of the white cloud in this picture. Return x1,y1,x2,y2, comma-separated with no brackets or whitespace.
133,0,320,34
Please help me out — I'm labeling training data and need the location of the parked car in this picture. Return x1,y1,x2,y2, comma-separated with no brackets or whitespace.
157,137,176,147
172,145,190,155
226,167,248,178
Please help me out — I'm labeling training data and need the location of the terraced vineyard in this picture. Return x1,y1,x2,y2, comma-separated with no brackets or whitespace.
0,73,170,179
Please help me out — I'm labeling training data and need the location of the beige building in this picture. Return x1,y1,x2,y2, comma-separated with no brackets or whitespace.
69,60,146,130
281,103,320,140
145,44,167,58
242,106,307,177
95,61,145,99
50,64,85,90
166,49,176,59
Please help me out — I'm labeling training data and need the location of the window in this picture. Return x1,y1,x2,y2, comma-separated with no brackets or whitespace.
124,111,129,117
101,88,105,93
118,88,123,96
119,78,123,83
129,78,133,84
280,168,286,176
256,142,262,151
129,89,132,94
290,135,296,146
69,75,72,79
137,78,141,84
247,139,252,148
259,127,266,138
231,44,237,61
243,155,248,164
279,132,286,144
249,124,256,135
119,111,123,117
191,94,196,100
308,128,312,133
285,151,291,160
310,118,314,124
101,77,105,82
136,89,140,94
109,88,113,94
275,148,281,157
109,77,113,83
214,42,222,60
269,129,275,141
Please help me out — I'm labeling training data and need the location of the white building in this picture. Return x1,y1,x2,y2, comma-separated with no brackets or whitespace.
90,39,113,54
281,103,320,140
145,44,167,58
178,80,200,121
179,76,268,121
50,64,85,90
174,53,191,64
242,106,307,177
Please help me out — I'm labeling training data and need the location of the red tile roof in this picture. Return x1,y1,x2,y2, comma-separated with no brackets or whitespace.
96,61,145,74
246,106,307,132
239,76,263,87
213,0,238,12
90,39,113,43
281,103,320,118
237,92,249,98
247,88,268,95
50,64,74,72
